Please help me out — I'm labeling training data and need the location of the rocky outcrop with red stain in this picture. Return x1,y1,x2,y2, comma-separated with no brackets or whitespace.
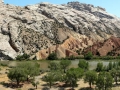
36,36,93,60
84,36,120,56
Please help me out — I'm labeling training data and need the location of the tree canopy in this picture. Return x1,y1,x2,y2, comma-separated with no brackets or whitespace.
66,68,84,89
84,70,97,88
78,60,89,71
60,60,71,73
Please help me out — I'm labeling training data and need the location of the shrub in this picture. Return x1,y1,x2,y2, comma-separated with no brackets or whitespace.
78,60,89,71
84,52,93,60
47,52,57,60
16,53,30,60
96,62,103,72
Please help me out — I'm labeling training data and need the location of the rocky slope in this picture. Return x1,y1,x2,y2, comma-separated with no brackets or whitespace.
84,36,120,56
0,0,120,60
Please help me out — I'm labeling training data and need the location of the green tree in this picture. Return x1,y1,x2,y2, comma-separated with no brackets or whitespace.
47,52,57,60
96,72,105,90
8,67,26,87
107,61,113,71
78,60,89,71
84,52,93,60
60,60,71,73
96,72,113,90
84,71,97,88
18,62,40,82
42,71,60,88
66,68,83,89
48,61,60,71
110,68,120,85
112,62,117,69
96,62,103,72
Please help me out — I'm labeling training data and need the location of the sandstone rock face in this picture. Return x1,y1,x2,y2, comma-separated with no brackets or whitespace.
36,36,93,60
84,36,120,56
0,1,120,59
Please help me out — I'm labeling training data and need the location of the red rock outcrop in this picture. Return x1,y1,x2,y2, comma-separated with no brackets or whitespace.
36,36,93,60
84,36,120,56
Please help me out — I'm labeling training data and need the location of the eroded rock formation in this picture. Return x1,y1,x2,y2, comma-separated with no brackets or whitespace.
0,1,120,59
84,36,120,56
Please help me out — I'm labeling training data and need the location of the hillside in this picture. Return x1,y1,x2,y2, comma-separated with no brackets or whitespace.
0,0,120,59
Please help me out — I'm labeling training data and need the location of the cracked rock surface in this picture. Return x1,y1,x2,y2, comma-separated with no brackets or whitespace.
0,1,120,59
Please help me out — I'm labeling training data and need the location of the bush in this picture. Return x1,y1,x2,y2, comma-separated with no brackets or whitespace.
16,53,30,60
78,60,89,71
47,53,57,60
96,62,103,72
84,52,93,60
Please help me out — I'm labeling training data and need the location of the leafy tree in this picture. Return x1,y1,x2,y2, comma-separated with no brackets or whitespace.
60,60,71,73
78,60,89,71
96,62,103,72
84,71,97,88
47,52,57,60
18,62,40,82
84,52,93,60
104,72,113,90
110,68,120,85
117,61,120,66
107,61,113,71
96,72,105,90
48,61,60,71
66,68,83,89
42,71,60,88
96,72,113,90
112,62,117,69
8,67,26,87
16,53,30,60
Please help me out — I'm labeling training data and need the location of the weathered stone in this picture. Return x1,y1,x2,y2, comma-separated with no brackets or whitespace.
0,1,120,59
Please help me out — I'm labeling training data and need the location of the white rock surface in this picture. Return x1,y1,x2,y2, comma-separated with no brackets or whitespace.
0,1,120,59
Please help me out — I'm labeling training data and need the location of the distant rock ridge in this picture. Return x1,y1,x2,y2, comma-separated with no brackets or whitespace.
0,1,120,59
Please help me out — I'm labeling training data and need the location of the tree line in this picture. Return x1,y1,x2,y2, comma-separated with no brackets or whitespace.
6,60,120,90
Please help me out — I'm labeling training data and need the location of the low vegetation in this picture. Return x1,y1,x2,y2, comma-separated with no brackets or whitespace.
15,53,30,61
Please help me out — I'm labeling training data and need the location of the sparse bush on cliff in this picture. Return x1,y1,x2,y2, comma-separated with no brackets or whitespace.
15,53,30,60
47,52,57,60
84,52,93,60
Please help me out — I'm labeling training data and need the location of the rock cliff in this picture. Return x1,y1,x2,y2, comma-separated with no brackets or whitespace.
0,1,120,59
84,36,120,56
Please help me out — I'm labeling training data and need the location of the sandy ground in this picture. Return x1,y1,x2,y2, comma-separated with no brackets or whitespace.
0,67,120,90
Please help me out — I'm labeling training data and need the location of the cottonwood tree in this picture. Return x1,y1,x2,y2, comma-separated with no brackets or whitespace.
110,68,120,85
107,61,113,71
8,62,40,87
96,62,103,72
78,60,89,71
84,70,97,88
42,71,61,88
48,61,60,71
18,62,40,82
66,68,83,89
60,60,71,73
8,67,26,87
96,72,113,90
